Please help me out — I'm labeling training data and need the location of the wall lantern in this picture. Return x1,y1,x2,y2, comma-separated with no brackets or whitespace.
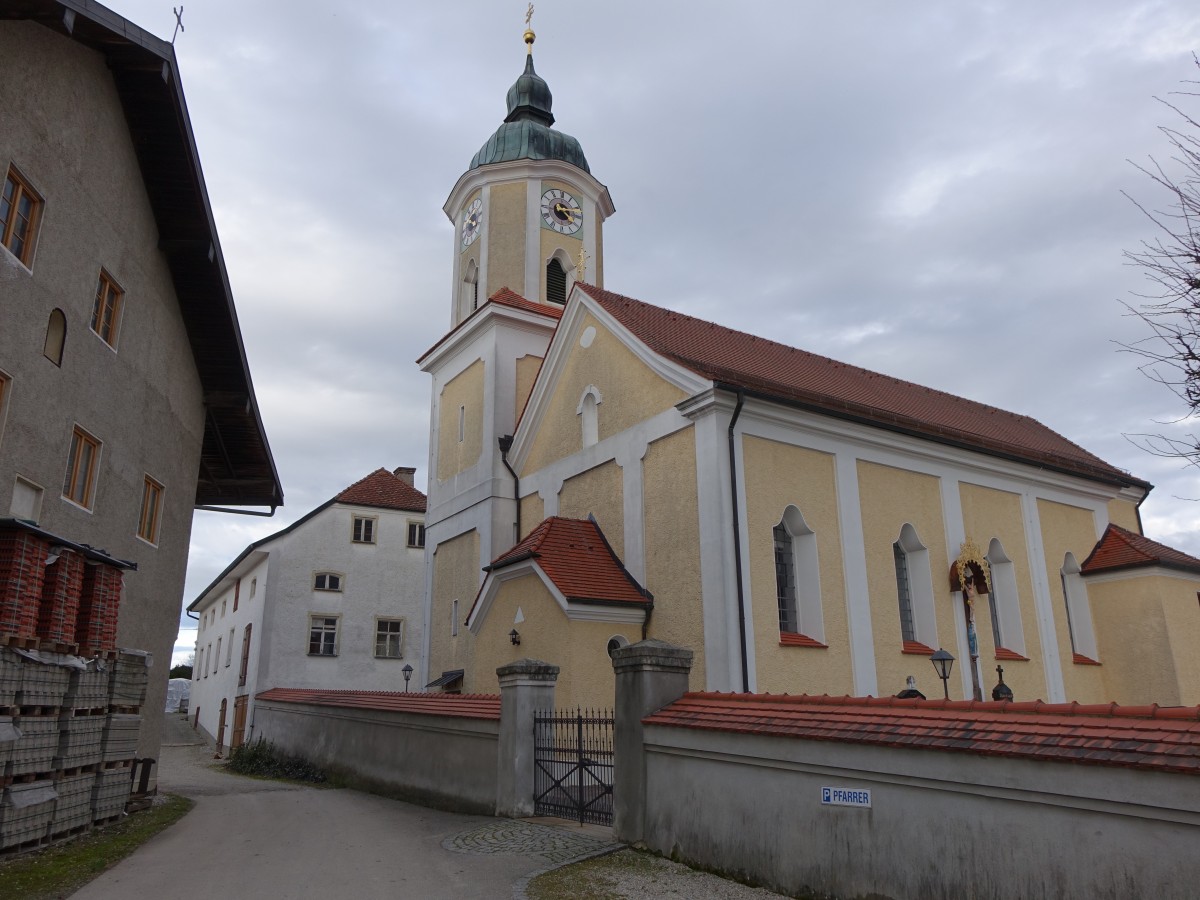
930,648,955,700
509,629,521,646
402,663,413,692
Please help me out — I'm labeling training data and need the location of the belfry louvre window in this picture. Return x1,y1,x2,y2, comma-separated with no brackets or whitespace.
352,515,376,544
546,258,567,304
137,475,164,543
63,426,101,509
90,270,123,347
1,165,42,266
309,615,339,656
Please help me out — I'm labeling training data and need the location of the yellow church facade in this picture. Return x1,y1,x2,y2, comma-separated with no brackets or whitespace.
418,29,1200,710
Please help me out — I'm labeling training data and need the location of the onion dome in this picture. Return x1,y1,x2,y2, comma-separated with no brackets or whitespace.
469,32,590,173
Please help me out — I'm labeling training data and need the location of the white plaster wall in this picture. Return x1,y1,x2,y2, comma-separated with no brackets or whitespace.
257,503,426,696
190,553,268,744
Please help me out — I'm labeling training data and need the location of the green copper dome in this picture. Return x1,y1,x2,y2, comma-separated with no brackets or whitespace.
470,53,590,173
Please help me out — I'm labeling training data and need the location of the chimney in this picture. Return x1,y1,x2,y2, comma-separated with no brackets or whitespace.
393,466,416,486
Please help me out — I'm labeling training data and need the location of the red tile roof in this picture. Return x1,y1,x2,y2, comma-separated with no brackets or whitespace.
489,286,564,320
579,284,1145,489
335,468,427,513
255,687,500,720
643,692,1200,774
416,287,560,364
487,516,652,605
1082,523,1200,576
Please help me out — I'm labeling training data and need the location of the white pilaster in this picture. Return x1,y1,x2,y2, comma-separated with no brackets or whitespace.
616,439,649,584
835,453,878,697
524,181,541,301
1022,491,1065,702
693,408,742,691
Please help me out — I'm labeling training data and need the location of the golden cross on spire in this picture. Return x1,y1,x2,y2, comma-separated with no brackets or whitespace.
524,3,536,52
575,246,590,283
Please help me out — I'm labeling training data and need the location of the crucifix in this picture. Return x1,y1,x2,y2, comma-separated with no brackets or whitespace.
575,246,589,283
171,6,185,45
525,3,535,28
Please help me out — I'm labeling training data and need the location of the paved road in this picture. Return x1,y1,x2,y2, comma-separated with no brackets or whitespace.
71,713,615,899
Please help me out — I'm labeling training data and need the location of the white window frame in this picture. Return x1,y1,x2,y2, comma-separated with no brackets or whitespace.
407,521,426,548
374,617,406,659
226,628,234,667
308,614,340,657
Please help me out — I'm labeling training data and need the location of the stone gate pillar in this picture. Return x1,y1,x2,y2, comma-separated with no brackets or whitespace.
495,658,559,818
611,640,693,844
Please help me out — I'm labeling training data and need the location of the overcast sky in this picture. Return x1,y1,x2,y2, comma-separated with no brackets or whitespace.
97,1,1200,664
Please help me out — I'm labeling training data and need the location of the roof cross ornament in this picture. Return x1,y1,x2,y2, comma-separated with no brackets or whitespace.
524,3,536,53
575,246,590,283
171,6,184,45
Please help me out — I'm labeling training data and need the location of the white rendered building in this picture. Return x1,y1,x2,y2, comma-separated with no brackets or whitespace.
188,467,426,750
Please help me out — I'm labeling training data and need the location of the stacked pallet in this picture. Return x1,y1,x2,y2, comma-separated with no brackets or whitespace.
0,650,149,852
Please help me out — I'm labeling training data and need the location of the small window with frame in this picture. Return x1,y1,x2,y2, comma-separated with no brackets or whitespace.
407,522,426,548
62,425,101,510
308,615,339,656
375,618,405,658
352,515,376,544
90,269,124,349
1,164,43,267
137,475,164,544
313,571,343,592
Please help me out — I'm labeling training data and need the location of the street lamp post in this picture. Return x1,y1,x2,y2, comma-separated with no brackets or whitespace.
930,648,955,700
402,663,413,693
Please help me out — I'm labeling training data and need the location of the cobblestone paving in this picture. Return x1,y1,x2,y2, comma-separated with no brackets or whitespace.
444,819,617,864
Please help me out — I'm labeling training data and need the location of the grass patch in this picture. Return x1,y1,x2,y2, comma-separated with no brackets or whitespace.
0,794,193,900
225,737,328,784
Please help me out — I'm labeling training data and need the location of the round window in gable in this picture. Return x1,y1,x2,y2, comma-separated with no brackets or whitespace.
607,635,629,658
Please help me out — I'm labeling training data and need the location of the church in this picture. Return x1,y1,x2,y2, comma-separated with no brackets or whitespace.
417,24,1200,709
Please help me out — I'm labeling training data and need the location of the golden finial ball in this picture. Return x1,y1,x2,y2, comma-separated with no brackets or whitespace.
524,28,536,45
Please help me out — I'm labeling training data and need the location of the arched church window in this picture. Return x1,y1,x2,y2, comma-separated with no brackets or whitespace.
576,385,602,447
894,524,936,650
44,308,66,365
985,539,1026,657
546,258,567,304
774,505,824,643
1060,552,1098,662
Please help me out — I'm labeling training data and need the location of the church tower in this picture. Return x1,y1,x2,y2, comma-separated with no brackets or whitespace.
418,21,614,686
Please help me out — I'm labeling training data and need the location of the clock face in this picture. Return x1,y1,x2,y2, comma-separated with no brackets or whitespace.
540,188,583,235
462,198,483,247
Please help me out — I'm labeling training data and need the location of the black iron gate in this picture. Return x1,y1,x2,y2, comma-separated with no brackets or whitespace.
533,708,614,825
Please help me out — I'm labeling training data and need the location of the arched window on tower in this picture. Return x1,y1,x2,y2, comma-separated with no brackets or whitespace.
43,309,66,366
460,259,479,321
546,257,568,304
